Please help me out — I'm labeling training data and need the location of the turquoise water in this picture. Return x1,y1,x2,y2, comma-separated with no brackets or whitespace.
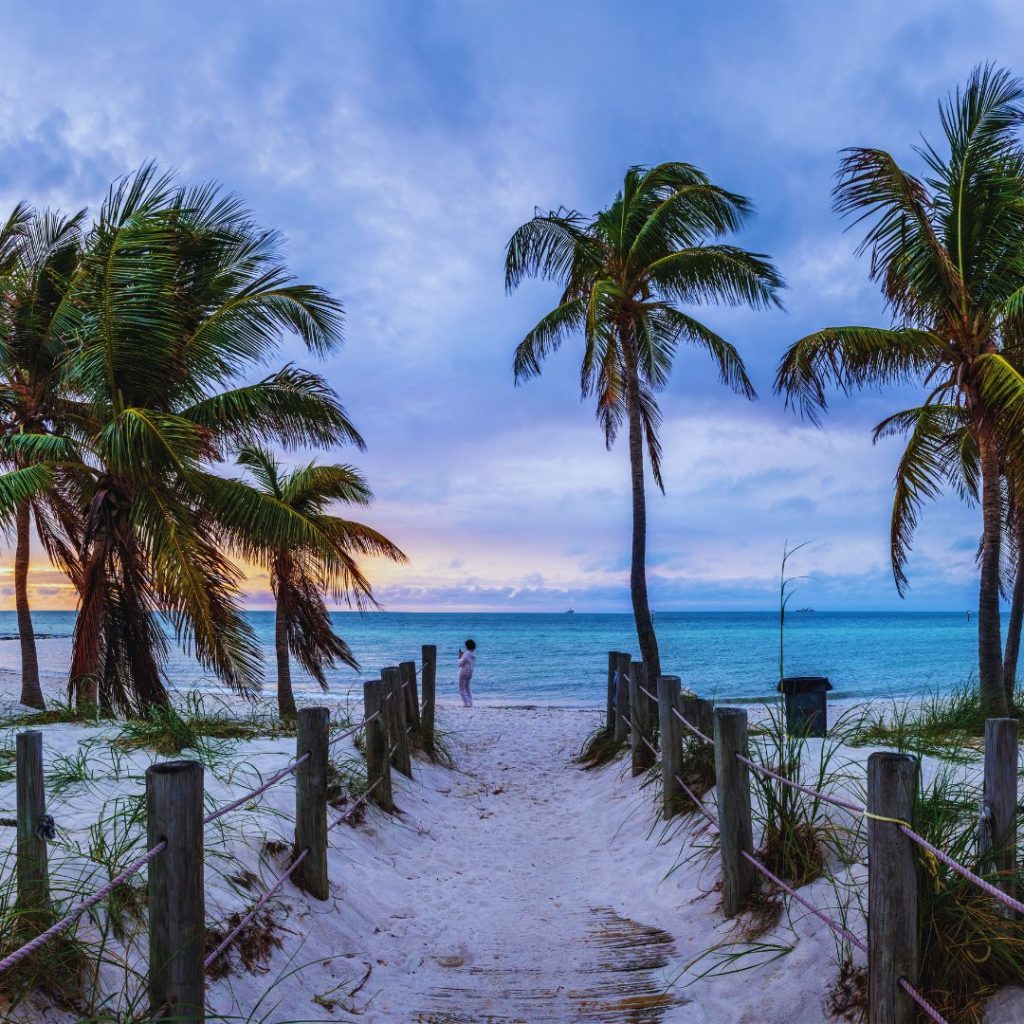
0,610,979,707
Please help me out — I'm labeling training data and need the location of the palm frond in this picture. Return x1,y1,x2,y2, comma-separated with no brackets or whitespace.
775,326,943,425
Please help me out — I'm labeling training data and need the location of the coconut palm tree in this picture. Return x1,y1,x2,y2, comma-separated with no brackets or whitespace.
775,65,1024,716
0,206,86,709
226,446,406,717
505,163,782,677
0,166,360,714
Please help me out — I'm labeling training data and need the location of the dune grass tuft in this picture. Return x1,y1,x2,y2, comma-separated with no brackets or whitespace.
0,699,110,729
840,681,1023,763
577,725,626,769
677,733,716,803
910,766,1024,1024
748,702,860,889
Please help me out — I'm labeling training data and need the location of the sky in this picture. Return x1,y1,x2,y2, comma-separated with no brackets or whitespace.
1,0,1022,614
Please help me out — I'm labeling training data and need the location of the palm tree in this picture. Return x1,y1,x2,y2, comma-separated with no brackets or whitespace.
505,163,782,677
228,447,406,718
775,65,1024,716
0,206,86,709
0,166,360,714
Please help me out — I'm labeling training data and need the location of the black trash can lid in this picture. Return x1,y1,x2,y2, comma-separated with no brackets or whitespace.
777,676,833,694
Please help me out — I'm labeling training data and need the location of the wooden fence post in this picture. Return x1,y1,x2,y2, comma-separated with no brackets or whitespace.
147,759,205,1024
657,676,683,819
295,707,329,900
680,696,713,741
400,661,421,730
867,751,918,1024
982,717,1018,915
714,707,754,918
382,666,412,777
364,680,393,811
421,644,437,755
629,663,655,775
15,731,51,927
613,652,631,746
606,652,620,733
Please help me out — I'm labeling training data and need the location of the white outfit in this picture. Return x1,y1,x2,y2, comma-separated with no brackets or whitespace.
458,649,476,707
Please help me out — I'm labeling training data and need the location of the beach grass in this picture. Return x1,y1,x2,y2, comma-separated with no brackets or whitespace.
747,702,861,889
839,681,1023,763
911,764,1024,1024
576,725,626,768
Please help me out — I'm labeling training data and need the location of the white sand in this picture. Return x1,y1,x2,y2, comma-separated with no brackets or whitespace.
1,685,1022,1022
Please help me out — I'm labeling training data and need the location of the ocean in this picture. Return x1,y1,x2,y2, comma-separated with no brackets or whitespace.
0,610,980,707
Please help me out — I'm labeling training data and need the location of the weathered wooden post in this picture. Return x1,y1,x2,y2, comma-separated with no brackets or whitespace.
147,759,205,1024
363,680,393,811
382,666,412,777
629,663,655,775
657,676,683,819
613,652,631,746
421,644,437,755
867,752,918,1024
294,707,329,900
606,652,620,733
400,660,421,730
982,717,1018,915
15,731,51,927
680,696,713,741
714,708,754,918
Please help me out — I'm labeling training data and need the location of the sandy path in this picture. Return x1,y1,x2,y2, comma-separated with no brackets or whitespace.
369,706,687,1023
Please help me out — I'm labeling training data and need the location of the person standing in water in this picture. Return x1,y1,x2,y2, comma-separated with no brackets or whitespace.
458,639,477,707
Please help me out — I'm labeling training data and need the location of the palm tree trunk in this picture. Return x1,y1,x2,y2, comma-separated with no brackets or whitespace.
276,595,296,719
621,329,661,680
15,501,44,710
1003,517,1024,708
978,431,1008,716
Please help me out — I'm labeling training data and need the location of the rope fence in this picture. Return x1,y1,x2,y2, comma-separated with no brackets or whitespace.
329,776,385,831
204,847,310,970
899,978,950,1024
203,752,311,826
0,643,441,1018
898,822,1024,917
0,841,168,975
672,773,717,825
739,850,868,955
610,652,1018,1024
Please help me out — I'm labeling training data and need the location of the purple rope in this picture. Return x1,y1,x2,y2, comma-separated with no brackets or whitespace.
328,777,384,831
740,850,868,954
733,753,866,816
898,979,950,1024
204,848,309,969
670,705,713,745
203,752,311,825
328,717,371,749
0,841,167,976
673,774,718,825
898,824,1024,916
620,715,659,758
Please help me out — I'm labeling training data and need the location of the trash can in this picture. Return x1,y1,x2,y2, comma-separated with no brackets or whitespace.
777,676,832,738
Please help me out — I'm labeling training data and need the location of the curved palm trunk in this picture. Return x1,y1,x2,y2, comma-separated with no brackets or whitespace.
1003,516,1024,708
71,488,167,714
15,502,44,710
978,431,1008,716
275,594,297,719
621,331,661,680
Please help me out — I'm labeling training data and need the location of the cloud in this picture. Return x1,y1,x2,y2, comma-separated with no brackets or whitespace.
0,1,1017,614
